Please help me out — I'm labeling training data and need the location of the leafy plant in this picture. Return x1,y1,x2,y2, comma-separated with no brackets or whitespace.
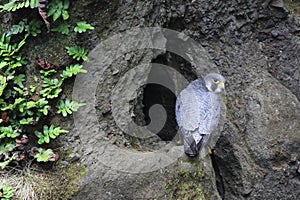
0,75,7,96
65,46,88,61
13,74,25,88
0,142,16,157
0,155,15,170
40,77,62,99
34,124,68,144
47,0,70,22
25,19,42,36
7,21,26,36
40,69,57,77
56,99,85,117
51,22,71,35
0,33,27,73
33,148,55,162
0,0,38,12
74,21,94,33
0,185,15,200
0,143,16,169
0,0,89,169
61,64,87,79
0,126,20,139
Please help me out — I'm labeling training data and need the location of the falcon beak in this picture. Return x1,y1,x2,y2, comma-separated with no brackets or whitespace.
218,82,225,91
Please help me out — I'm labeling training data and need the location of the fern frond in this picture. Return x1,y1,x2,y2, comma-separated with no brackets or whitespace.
0,0,38,12
60,64,87,79
65,46,89,61
56,99,86,117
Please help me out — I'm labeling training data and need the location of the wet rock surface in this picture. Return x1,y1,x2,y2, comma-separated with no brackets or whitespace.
67,0,300,199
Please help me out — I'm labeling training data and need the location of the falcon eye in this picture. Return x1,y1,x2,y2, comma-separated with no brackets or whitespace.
214,79,219,83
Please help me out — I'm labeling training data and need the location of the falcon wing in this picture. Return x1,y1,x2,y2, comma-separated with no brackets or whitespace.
175,84,201,131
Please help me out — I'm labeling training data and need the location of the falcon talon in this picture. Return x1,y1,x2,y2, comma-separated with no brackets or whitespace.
175,73,225,157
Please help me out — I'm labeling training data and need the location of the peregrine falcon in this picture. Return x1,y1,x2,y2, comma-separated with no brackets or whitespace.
175,73,225,157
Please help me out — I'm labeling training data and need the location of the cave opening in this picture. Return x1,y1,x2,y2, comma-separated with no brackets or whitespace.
138,52,196,142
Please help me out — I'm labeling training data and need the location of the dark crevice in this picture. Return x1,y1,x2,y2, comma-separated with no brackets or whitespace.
142,83,177,141
210,151,225,199
133,51,197,142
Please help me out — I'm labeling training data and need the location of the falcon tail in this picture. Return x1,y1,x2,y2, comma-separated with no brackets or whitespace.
183,134,203,157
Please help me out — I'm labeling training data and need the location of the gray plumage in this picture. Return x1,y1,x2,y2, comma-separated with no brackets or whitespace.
175,73,225,157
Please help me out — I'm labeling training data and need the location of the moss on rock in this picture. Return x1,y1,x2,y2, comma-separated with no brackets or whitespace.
34,150,86,200
165,158,206,200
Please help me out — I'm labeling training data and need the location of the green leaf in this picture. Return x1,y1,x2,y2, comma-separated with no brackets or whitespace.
51,22,71,35
29,85,36,93
0,126,20,139
0,75,7,97
30,0,39,8
63,0,70,9
61,10,69,20
0,185,15,199
0,155,15,170
61,64,87,79
33,75,39,82
20,117,34,125
34,148,54,162
35,125,68,144
56,99,86,117
53,9,62,21
40,78,63,99
74,21,94,33
40,69,57,76
7,21,26,36
13,74,25,88
65,46,89,61
0,0,37,12
13,87,24,95
25,19,42,37
47,0,70,21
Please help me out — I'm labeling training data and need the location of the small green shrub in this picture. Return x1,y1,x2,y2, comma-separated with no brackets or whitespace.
60,64,87,79
0,185,15,200
51,22,71,35
65,46,89,61
47,0,70,22
33,148,55,162
0,0,38,12
0,0,89,172
74,21,94,33
40,77,63,99
35,124,68,145
56,99,86,117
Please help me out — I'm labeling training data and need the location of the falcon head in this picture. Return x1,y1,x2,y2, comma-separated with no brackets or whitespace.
204,73,225,93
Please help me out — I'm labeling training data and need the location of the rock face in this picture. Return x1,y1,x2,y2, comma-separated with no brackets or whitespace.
68,0,300,199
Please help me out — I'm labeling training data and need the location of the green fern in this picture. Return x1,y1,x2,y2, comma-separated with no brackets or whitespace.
47,0,70,21
13,74,25,88
0,75,7,97
0,154,15,170
34,124,68,144
25,19,42,36
74,21,94,33
0,33,27,72
65,46,88,61
0,0,38,12
61,64,87,79
51,22,71,35
40,77,62,99
7,21,26,36
0,185,15,199
56,99,86,117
